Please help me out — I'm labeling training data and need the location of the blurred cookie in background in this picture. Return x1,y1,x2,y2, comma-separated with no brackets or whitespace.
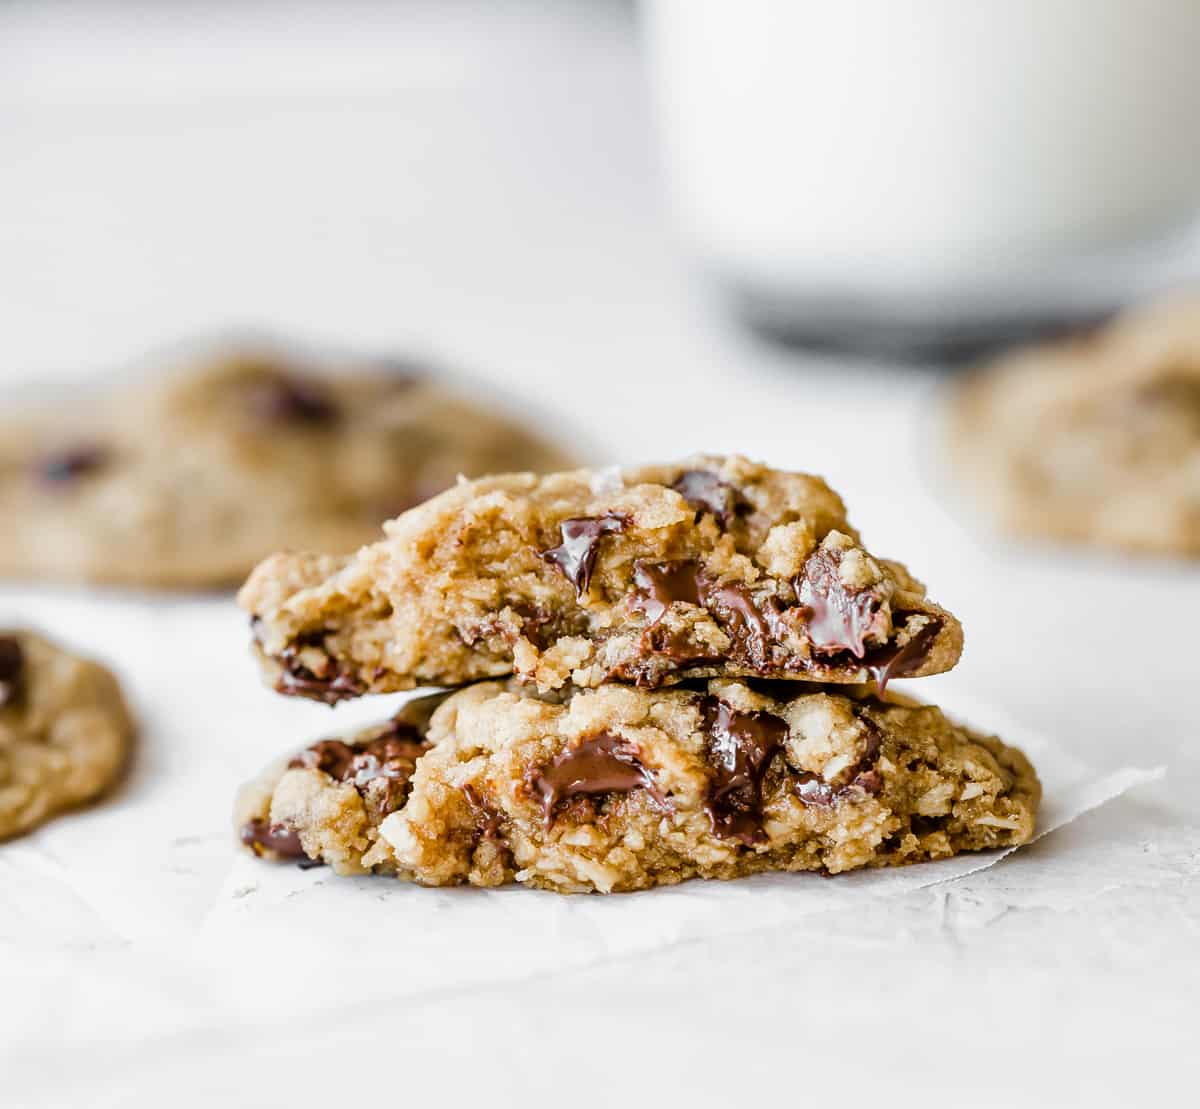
0,347,574,588
0,629,134,840
944,295,1200,558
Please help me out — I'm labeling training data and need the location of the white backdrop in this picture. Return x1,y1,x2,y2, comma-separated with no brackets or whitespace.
1,4,1196,1106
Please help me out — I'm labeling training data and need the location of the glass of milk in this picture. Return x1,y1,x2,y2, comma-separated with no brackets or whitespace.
642,0,1200,356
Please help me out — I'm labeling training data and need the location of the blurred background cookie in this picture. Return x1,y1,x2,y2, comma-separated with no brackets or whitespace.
945,295,1200,558
0,629,134,840
0,347,574,588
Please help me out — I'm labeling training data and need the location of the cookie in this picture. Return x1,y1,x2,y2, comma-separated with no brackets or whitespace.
946,295,1200,557
0,631,135,839
0,349,572,587
239,455,963,700
235,679,1038,892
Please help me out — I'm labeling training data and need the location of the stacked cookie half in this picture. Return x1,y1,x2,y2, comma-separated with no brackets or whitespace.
235,456,1039,893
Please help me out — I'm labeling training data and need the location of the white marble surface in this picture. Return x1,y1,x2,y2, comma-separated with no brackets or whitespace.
1,4,1196,1106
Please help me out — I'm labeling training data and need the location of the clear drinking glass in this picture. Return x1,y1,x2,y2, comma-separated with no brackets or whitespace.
642,0,1200,357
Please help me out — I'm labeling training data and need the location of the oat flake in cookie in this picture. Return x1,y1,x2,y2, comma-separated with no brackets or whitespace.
0,349,572,587
239,455,963,699
946,295,1200,557
0,631,134,839
236,680,1038,893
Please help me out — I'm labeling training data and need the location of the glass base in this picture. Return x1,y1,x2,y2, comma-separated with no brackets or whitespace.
728,283,1120,363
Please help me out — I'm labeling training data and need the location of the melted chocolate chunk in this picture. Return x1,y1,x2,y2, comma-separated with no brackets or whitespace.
290,722,429,816
463,784,505,843
632,559,703,624
249,374,339,425
461,603,562,652
290,738,357,778
35,444,110,486
539,514,627,596
240,818,307,860
274,632,366,705
671,470,742,525
701,697,789,844
348,735,427,814
790,705,883,809
793,772,836,807
276,666,364,705
794,768,882,808
0,636,24,708
530,732,663,828
627,558,783,673
856,714,884,764
640,622,717,665
796,546,885,658
865,619,942,694
704,581,771,665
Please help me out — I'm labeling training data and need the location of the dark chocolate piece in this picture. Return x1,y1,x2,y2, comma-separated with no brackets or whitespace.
249,374,339,425
0,635,24,708
701,697,788,844
461,603,563,652
463,784,505,843
792,705,884,806
290,738,357,779
796,545,885,658
671,470,741,525
639,622,718,665
632,559,703,624
630,561,773,668
273,632,366,705
623,554,935,688
794,768,882,808
347,735,427,815
793,772,836,807
703,581,771,665
530,732,663,828
35,444,110,486
539,514,627,596
290,722,429,815
865,620,942,694
240,818,307,860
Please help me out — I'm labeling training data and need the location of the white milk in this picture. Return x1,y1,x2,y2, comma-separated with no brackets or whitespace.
643,0,1200,342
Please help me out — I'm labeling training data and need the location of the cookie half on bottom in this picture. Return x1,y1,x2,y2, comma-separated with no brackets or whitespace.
235,680,1039,894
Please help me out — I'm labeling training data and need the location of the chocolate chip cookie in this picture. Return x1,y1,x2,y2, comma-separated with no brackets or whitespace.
239,455,963,699
0,631,134,839
946,295,1200,557
0,349,572,587
236,679,1038,892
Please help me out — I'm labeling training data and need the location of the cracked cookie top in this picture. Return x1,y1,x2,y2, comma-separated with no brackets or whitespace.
239,455,963,699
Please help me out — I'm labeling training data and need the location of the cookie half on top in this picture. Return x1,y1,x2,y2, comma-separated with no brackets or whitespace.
239,455,963,699
235,679,1038,893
